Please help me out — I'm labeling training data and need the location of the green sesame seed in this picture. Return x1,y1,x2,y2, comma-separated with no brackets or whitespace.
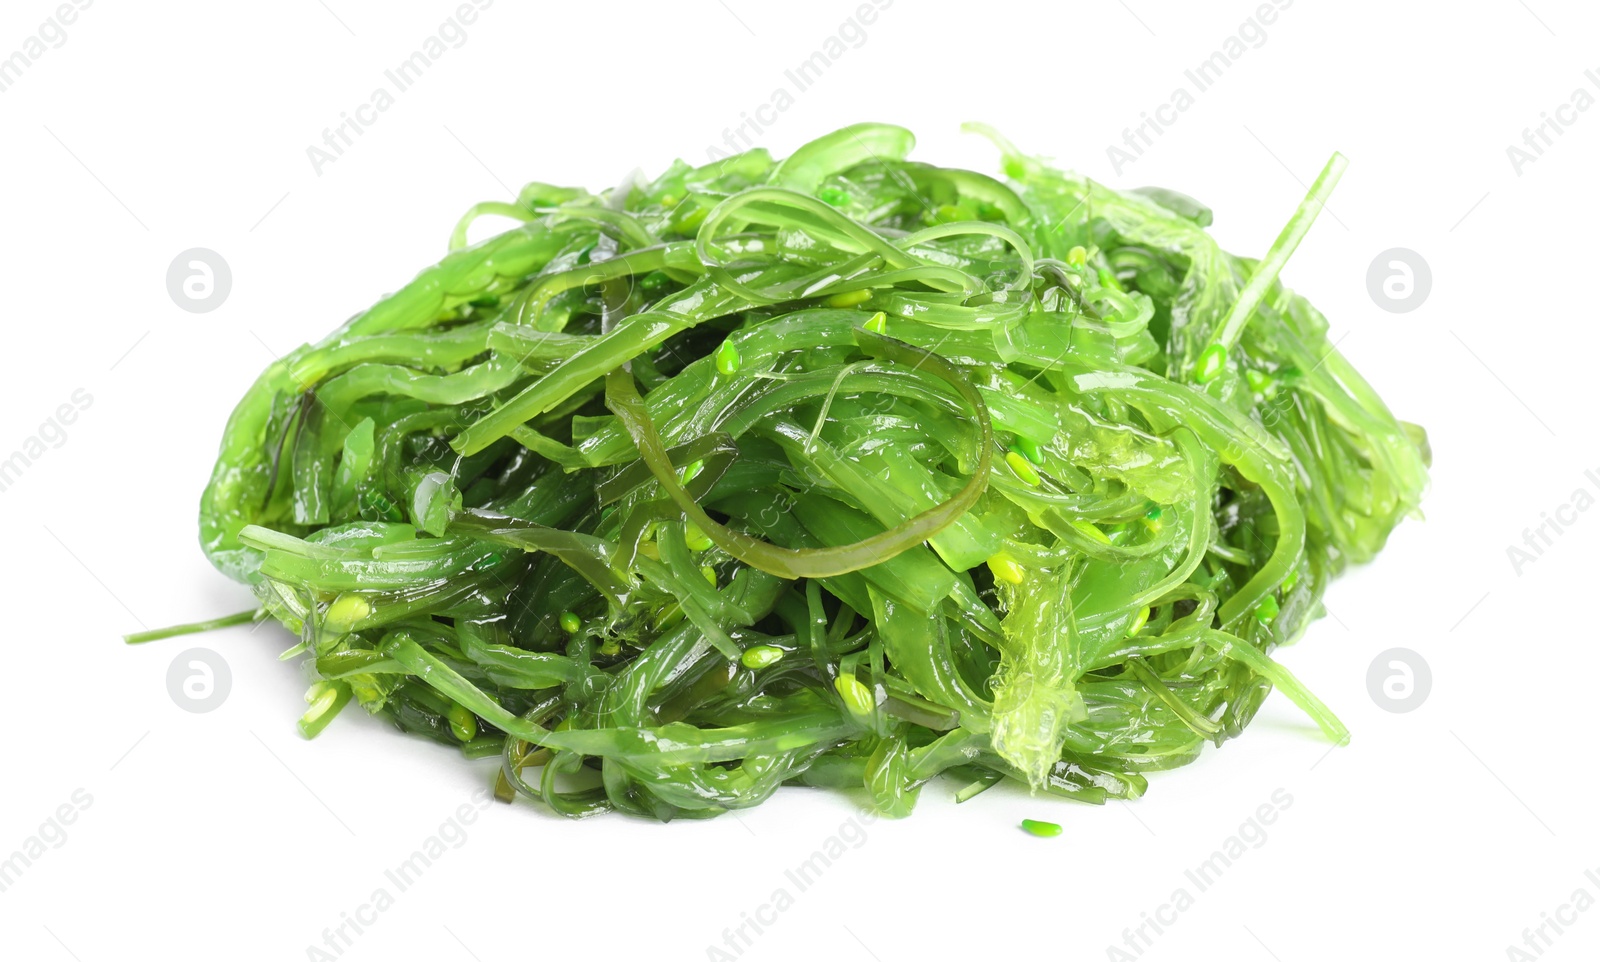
714,339,741,376
1143,504,1164,533
325,593,371,630
1254,595,1281,625
1071,519,1112,546
1006,449,1042,486
1195,344,1228,383
834,674,876,718
447,703,477,743
740,645,784,670
826,288,872,308
684,522,713,552
987,553,1026,585
1014,435,1045,464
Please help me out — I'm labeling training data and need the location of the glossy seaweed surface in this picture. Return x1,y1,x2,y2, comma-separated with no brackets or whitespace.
166,124,1427,819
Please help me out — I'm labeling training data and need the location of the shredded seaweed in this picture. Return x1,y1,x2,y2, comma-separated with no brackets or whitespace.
140,123,1428,819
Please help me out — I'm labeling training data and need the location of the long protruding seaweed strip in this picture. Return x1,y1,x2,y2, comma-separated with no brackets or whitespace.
1208,152,1348,357
1196,631,1349,744
154,125,1425,821
125,609,259,644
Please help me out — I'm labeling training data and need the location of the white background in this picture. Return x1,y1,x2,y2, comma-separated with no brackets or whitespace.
0,1,1594,959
